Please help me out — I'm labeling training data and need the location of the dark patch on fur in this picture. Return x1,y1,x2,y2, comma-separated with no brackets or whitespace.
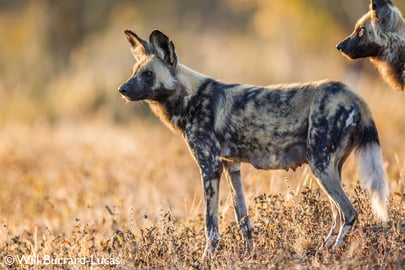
357,122,380,148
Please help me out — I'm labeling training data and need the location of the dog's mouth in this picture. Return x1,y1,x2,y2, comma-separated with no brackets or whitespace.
336,40,356,60
120,94,133,102
119,91,149,102
338,50,355,61
336,45,357,60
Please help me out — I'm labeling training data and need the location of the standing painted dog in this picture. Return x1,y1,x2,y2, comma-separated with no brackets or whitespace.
337,0,405,92
118,29,389,255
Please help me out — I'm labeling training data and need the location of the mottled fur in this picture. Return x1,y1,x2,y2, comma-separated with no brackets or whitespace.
337,0,405,92
119,29,389,255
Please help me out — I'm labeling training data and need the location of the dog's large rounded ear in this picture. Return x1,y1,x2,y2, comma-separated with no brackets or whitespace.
149,30,178,73
124,30,150,61
370,0,393,20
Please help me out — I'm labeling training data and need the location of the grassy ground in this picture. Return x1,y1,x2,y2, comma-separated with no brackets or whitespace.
0,81,404,269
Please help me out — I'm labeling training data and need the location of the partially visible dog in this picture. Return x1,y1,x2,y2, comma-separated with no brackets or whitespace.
337,0,405,92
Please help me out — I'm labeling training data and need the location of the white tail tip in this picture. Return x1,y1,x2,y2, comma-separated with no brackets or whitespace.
357,142,389,221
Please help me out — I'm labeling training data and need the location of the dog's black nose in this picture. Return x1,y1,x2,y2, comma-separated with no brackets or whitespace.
336,42,343,51
118,85,128,94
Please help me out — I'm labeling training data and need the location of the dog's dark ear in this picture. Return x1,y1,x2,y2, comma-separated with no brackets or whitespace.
149,30,178,72
124,30,150,61
370,0,393,20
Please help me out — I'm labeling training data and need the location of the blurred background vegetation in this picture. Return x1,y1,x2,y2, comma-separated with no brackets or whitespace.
1,0,404,125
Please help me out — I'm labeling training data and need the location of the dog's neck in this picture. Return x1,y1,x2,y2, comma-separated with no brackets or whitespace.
175,64,208,96
370,33,405,92
371,57,405,92
147,64,210,134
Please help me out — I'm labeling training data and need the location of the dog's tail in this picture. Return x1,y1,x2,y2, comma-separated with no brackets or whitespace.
355,102,389,221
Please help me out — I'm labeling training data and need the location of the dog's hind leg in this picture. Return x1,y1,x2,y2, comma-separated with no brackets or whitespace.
310,163,357,249
307,96,359,249
223,161,254,252
321,149,353,250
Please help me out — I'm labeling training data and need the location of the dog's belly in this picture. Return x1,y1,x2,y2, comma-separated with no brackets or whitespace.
221,142,307,171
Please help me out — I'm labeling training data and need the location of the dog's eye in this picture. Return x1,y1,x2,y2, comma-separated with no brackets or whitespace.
143,70,153,78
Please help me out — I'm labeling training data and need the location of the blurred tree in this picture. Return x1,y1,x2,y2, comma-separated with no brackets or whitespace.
172,0,255,31
42,0,114,73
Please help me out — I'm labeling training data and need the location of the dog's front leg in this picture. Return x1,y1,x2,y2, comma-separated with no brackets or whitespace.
187,135,223,257
201,168,221,256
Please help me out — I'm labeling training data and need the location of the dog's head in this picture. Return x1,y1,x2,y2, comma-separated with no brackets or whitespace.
336,0,401,59
118,30,178,102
